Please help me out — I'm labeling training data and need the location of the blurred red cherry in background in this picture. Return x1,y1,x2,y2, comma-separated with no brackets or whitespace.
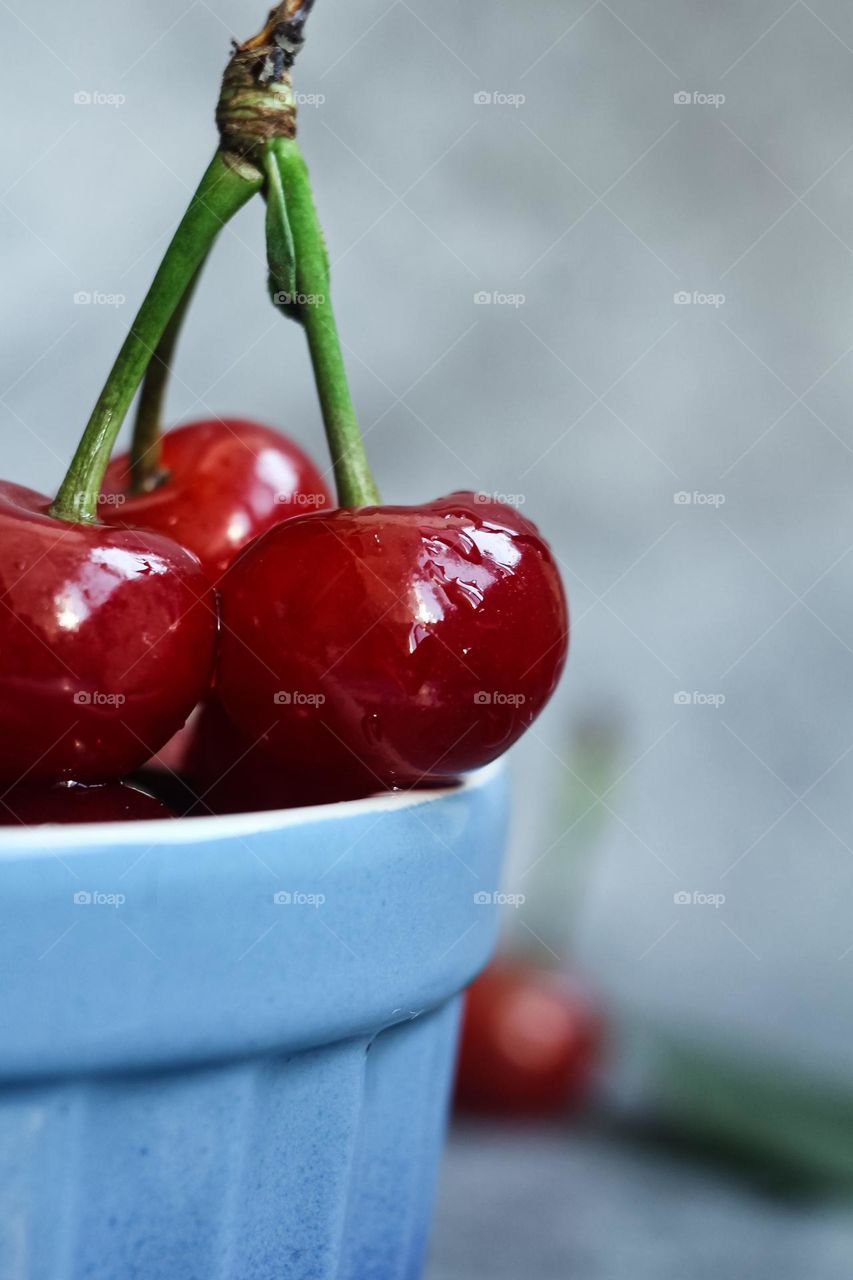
455,960,602,1117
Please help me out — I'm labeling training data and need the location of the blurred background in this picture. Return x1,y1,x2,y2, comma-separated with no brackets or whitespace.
2,0,853,1274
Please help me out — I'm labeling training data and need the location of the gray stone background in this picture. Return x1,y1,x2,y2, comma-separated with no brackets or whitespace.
3,0,853,1272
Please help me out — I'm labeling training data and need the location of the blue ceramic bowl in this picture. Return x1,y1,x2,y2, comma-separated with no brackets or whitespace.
0,762,508,1280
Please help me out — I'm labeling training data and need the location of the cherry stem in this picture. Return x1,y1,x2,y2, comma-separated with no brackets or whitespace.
270,137,380,508
129,259,205,493
51,153,262,524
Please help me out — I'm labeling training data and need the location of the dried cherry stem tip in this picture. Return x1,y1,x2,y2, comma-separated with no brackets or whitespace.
216,0,315,161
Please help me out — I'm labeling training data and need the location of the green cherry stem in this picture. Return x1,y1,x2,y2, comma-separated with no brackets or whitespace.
128,257,205,493
51,153,262,524
270,137,380,508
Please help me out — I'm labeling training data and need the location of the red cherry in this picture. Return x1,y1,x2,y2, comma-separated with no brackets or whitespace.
146,699,375,814
455,962,602,1116
0,779,175,825
102,418,332,581
0,480,217,784
216,492,568,790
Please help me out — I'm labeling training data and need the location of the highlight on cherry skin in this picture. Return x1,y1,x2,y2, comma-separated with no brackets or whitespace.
0,480,217,793
216,491,569,795
102,418,332,583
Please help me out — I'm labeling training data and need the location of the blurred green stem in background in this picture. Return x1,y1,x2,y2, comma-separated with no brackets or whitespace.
652,1033,853,1192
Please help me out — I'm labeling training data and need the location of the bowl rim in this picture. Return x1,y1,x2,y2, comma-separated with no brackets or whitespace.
0,759,505,856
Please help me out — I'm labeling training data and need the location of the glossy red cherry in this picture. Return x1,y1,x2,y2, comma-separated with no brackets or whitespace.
0,481,217,785
102,418,332,581
216,492,568,790
455,962,602,1116
0,780,175,825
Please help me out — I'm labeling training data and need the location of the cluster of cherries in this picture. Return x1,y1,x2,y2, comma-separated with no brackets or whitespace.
0,415,568,825
0,1,569,828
